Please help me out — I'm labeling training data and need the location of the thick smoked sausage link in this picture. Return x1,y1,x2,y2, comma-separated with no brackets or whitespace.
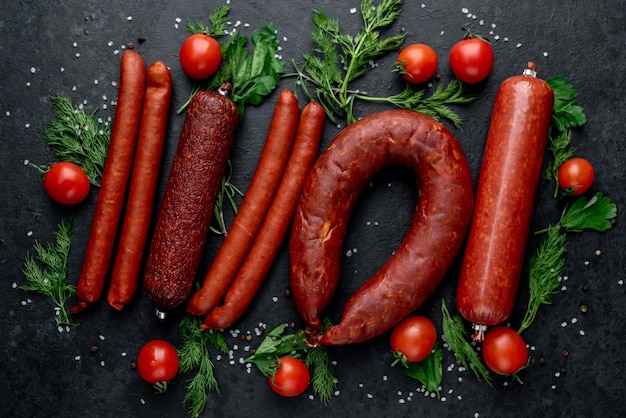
72,49,146,314
289,109,474,346
456,63,554,341
143,86,239,317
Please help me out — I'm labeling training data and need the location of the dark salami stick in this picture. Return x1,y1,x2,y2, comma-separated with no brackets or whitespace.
71,49,146,314
289,109,474,346
456,62,554,342
107,61,172,311
201,101,326,330
143,85,239,318
187,89,300,316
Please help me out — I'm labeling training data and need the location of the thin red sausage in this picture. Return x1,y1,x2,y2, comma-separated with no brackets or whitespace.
456,63,554,342
201,101,326,330
71,49,146,314
289,109,474,346
143,85,239,318
107,61,172,311
187,89,300,316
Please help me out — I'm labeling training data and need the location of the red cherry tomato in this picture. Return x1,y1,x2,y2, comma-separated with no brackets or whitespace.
137,340,179,385
396,44,439,84
179,33,222,79
449,36,494,84
390,315,437,363
43,161,90,205
557,157,594,195
267,356,310,397
482,326,529,375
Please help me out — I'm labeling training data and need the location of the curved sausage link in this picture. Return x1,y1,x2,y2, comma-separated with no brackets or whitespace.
289,109,474,346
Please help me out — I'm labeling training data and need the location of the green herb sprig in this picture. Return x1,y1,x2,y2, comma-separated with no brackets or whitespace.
178,6,285,116
440,299,493,386
34,96,111,186
21,218,77,328
177,314,229,418
396,344,443,396
544,76,587,197
290,0,473,126
245,323,338,405
518,192,617,333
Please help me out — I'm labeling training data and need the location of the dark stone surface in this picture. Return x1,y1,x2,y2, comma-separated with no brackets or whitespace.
1,1,625,417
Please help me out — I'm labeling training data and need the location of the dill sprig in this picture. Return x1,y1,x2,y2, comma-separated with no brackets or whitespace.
186,4,231,37
290,0,473,126
440,299,492,386
21,217,78,328
209,160,243,235
177,314,229,417
35,96,111,187
304,344,337,405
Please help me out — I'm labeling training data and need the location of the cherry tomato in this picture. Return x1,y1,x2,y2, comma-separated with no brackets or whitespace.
558,157,595,195
482,326,529,375
390,315,437,363
449,36,494,84
179,33,222,79
43,161,90,205
396,44,439,84
268,356,310,397
137,340,179,385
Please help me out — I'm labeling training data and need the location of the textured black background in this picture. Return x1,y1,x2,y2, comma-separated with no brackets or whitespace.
2,1,625,417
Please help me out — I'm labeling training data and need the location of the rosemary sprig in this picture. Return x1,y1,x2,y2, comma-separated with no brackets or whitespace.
177,314,229,418
440,299,492,386
21,217,77,328
35,96,110,186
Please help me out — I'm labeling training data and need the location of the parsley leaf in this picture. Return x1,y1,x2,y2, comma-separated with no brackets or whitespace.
398,345,443,395
244,323,309,376
547,76,586,132
559,192,617,233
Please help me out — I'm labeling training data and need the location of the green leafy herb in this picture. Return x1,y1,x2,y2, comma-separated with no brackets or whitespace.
398,345,443,396
290,0,473,126
440,299,492,386
517,224,566,334
244,323,310,376
546,76,586,133
177,315,229,418
178,8,284,116
519,192,616,333
21,218,77,328
34,96,110,186
544,77,587,196
186,4,231,37
559,192,617,233
304,344,337,405
245,322,338,405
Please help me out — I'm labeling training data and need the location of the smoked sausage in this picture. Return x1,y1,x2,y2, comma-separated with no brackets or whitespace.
107,60,172,311
456,62,554,342
143,85,239,318
71,49,146,314
201,100,326,330
289,109,474,346
187,89,300,316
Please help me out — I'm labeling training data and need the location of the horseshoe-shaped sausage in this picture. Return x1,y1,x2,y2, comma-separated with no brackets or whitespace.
289,109,474,345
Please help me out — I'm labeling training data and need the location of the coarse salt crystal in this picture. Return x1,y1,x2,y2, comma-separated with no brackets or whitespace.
75,355,81,361
350,8,357,14
579,329,585,336
367,393,374,399
461,8,469,13
23,160,29,165
30,67,36,73
27,231,33,236
543,52,548,57
121,352,127,356
618,280,624,285
571,317,578,324
99,334,105,340
140,399,146,405
516,43,522,48
272,296,278,302
561,321,567,327
551,385,557,390
5,111,10,116
12,282,18,289
127,16,132,21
